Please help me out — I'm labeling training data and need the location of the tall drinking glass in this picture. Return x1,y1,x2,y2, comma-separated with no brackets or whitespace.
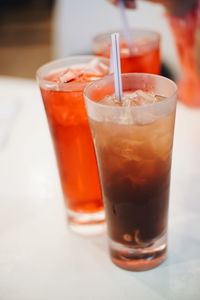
93,29,160,74
37,56,109,235
84,73,177,270
167,12,200,107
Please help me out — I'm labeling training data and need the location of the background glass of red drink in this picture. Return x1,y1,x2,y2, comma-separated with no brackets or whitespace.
93,29,160,74
37,56,109,235
167,11,200,107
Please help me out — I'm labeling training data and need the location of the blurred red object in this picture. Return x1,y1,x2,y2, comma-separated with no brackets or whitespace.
167,2,200,107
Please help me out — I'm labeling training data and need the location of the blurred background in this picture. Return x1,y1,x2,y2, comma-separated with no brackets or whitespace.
0,0,180,80
0,0,53,78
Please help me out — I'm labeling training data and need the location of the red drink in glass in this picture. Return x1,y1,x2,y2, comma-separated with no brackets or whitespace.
37,56,109,234
93,29,160,74
167,9,200,107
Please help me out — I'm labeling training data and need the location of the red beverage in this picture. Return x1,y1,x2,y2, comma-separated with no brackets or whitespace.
37,56,109,234
167,7,200,107
93,29,160,74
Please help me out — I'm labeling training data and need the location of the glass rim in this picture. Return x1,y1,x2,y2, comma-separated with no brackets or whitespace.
93,28,160,47
36,55,110,88
84,73,177,111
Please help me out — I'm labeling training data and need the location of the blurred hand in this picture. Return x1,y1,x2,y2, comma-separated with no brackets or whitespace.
108,0,136,9
107,0,197,16
148,0,197,17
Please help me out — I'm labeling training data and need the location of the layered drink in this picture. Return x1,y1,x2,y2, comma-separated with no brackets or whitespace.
84,73,177,270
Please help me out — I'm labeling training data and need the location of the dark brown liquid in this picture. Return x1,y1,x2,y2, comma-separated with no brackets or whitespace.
102,164,170,246
91,113,175,246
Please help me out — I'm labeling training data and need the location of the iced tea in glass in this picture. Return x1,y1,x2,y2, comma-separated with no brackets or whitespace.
37,56,109,234
84,73,177,270
93,29,160,74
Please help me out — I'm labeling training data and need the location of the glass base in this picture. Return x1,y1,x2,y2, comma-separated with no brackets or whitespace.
109,233,167,271
67,209,105,236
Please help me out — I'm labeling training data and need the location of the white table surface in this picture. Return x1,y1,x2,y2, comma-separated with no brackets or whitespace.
0,76,200,300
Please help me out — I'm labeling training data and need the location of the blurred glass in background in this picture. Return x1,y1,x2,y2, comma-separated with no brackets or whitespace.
0,0,179,80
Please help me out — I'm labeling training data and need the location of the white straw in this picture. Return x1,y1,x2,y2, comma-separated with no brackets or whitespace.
111,33,123,101
119,0,133,50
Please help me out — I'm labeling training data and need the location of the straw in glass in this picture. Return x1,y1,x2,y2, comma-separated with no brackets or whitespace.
119,0,133,51
111,33,123,102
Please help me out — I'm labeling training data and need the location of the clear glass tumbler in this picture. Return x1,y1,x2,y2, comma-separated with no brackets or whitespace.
37,56,109,235
93,29,160,74
84,73,177,270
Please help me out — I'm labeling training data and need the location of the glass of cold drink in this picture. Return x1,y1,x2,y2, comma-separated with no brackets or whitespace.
84,73,177,271
37,56,109,235
167,12,200,107
93,29,160,74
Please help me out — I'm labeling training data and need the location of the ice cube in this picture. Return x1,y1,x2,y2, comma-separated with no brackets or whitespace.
59,65,84,83
122,97,132,106
100,90,160,109
98,60,109,73
100,95,121,106
114,90,157,107
134,90,156,105
83,58,108,77
58,59,109,83
83,59,101,76
59,69,77,83
155,95,165,102
121,93,137,107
